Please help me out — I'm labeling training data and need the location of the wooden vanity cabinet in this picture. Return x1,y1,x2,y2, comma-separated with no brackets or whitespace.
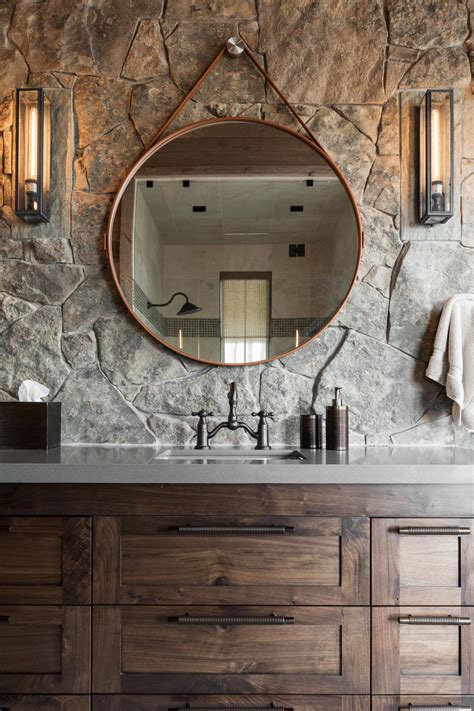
92,695,371,711
92,605,370,694
0,517,91,604
93,515,369,605
373,518,474,605
0,606,90,694
0,696,90,710
372,606,474,695
1,481,474,709
372,698,474,711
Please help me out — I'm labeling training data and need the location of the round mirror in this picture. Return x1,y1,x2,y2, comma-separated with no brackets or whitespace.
108,118,362,366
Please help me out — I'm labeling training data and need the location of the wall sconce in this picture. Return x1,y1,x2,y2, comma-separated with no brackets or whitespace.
15,88,51,223
419,89,454,225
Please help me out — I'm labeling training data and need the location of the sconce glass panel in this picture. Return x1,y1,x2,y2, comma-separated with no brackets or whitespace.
419,89,454,225
15,88,51,223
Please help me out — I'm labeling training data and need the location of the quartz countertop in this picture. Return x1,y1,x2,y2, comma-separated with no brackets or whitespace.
0,446,473,484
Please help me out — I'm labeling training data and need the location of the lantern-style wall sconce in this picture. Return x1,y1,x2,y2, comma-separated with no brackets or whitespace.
15,88,51,223
419,89,454,225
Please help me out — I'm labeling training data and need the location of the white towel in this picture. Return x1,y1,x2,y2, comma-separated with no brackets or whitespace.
426,294,474,431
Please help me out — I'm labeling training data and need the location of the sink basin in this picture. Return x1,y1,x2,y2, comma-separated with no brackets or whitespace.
155,448,306,463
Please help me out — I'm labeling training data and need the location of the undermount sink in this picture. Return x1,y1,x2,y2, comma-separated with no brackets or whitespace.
155,448,307,462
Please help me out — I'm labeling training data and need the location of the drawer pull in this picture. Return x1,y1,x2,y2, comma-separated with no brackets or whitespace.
0,525,11,532
168,614,295,625
399,615,471,625
170,525,295,534
0,616,11,623
400,706,472,710
169,707,293,711
399,526,471,535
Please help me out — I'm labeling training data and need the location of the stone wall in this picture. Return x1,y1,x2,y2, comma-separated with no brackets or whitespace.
0,0,473,448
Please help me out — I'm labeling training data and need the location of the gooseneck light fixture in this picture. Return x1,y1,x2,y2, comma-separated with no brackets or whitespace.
419,89,454,225
147,292,201,316
15,88,52,223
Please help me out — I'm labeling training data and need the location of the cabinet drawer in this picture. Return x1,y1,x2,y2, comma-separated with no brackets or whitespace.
372,697,474,710
92,695,370,711
372,606,474,694
93,516,369,604
0,517,91,604
92,605,369,694
372,518,474,605
0,607,90,694
0,696,90,710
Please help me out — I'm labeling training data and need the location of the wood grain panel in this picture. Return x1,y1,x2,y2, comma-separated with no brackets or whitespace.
373,518,474,605
372,696,474,710
0,696,90,710
94,516,369,605
0,517,91,604
92,695,370,711
372,606,474,695
92,605,369,695
0,606,90,694
1,484,473,517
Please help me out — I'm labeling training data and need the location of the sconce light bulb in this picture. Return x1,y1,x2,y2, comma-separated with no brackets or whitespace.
27,105,38,181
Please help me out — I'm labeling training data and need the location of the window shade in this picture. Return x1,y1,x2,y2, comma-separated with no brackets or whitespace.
221,274,270,362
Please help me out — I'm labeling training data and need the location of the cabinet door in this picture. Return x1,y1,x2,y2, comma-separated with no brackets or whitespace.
0,696,90,710
372,606,474,695
93,516,369,605
372,697,474,710
372,518,474,605
0,607,90,694
92,695,370,711
0,517,91,604
93,606,369,695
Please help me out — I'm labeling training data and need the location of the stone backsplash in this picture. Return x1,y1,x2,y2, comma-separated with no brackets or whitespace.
0,0,473,448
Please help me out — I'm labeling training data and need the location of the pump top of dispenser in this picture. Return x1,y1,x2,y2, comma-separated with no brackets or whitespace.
331,387,347,409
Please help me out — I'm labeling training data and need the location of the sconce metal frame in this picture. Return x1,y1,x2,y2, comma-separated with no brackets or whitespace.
14,87,51,223
419,88,454,225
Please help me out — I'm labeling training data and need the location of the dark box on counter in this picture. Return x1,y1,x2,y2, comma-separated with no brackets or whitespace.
0,402,61,449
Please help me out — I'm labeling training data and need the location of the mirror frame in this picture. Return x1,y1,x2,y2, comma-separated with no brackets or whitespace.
106,116,364,367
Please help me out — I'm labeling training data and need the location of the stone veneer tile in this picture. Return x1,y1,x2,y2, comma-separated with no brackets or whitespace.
313,330,440,436
259,0,387,104
0,1,471,446
134,366,260,415
55,365,154,444
389,242,474,361
94,316,187,387
387,0,468,50
0,306,69,398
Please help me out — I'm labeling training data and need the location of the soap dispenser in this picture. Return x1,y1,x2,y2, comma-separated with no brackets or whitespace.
325,387,349,450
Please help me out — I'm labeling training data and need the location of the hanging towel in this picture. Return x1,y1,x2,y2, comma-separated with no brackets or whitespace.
426,294,474,432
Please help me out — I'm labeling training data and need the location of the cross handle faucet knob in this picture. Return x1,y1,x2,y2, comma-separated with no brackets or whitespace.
192,410,214,418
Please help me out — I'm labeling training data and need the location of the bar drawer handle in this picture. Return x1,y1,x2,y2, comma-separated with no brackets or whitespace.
400,706,472,710
170,525,295,534
399,615,471,625
0,616,11,623
399,526,471,535
0,525,12,532
169,707,294,711
168,615,295,625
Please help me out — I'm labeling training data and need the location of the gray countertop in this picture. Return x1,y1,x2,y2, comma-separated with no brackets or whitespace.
0,446,473,484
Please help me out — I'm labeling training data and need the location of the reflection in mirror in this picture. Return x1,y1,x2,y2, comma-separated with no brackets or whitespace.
111,120,360,365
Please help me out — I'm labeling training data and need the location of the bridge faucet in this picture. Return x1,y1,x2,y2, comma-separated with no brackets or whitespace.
192,382,273,450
